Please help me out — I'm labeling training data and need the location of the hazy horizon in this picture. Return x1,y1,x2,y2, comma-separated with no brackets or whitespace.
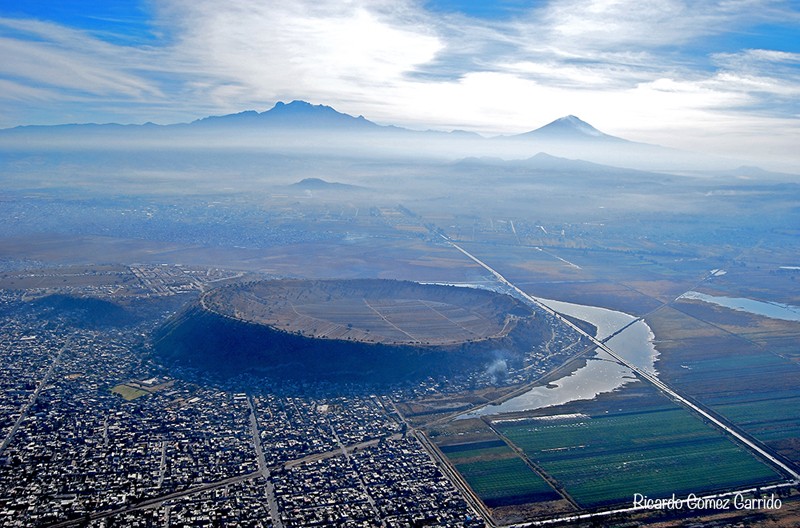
1,1,799,170
2,4,800,527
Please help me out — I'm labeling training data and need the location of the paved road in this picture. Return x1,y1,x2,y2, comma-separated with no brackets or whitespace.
248,396,284,528
383,395,495,525
46,427,396,527
415,430,498,527
445,237,799,478
156,440,167,489
327,420,386,527
48,471,261,527
442,236,800,526
0,335,70,455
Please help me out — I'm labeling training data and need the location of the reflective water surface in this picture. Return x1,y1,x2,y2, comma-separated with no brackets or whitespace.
679,291,800,322
462,297,659,417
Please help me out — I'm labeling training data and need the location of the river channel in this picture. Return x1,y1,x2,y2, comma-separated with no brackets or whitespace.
462,296,660,417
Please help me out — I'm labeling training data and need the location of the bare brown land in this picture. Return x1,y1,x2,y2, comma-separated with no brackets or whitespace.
202,278,532,346
155,278,551,382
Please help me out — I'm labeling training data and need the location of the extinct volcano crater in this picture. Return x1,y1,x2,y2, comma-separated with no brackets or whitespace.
154,279,545,382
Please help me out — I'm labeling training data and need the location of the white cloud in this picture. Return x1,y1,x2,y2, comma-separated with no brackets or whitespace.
0,0,798,167
151,0,442,114
0,18,162,99
713,49,800,81
0,78,61,102
536,0,794,50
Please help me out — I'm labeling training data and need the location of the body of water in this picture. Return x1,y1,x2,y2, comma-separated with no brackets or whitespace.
461,297,659,417
679,291,800,322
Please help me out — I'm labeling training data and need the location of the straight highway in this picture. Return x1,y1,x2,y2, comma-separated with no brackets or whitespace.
0,335,70,456
443,235,800,481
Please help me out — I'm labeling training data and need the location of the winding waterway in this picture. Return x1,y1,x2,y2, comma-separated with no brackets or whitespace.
462,296,660,417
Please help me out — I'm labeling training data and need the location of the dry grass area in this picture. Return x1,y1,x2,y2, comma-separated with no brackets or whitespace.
110,384,149,401
111,379,175,401
205,278,532,346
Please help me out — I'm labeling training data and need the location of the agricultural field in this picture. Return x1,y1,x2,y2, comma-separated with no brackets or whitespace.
453,240,713,307
433,423,573,521
649,304,800,462
715,395,800,452
439,439,515,462
413,216,800,522
495,403,783,509
299,297,504,342
674,294,800,357
445,444,561,508
517,278,664,318
452,456,561,507
432,382,788,521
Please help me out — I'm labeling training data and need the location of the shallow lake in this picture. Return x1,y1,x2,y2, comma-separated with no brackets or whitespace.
461,296,659,417
679,291,800,322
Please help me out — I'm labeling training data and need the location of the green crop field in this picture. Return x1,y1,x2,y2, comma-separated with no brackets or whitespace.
649,305,800,463
496,407,783,508
454,456,561,507
715,394,800,444
440,439,515,462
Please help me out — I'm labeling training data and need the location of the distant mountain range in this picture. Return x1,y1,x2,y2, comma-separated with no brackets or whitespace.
190,100,381,131
0,100,761,172
189,102,626,143
0,99,621,142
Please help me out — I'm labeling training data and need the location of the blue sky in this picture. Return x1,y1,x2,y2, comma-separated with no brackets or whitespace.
0,0,799,168
1,1,155,45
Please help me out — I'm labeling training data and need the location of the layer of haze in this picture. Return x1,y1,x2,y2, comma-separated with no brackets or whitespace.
0,1,799,170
